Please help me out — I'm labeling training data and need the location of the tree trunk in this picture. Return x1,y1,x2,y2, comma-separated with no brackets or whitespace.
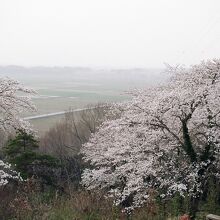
182,120,197,162
189,196,199,220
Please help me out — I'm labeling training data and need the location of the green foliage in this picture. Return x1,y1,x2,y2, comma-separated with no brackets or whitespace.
4,130,59,179
5,130,38,158
11,151,59,178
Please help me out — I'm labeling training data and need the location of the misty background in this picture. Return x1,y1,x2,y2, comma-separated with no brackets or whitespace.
0,0,219,68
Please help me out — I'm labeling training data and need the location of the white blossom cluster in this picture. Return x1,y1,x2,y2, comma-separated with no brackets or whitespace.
0,77,36,133
81,59,220,209
0,160,22,186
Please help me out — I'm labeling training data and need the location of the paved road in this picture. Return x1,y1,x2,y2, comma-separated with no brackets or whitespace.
23,106,101,120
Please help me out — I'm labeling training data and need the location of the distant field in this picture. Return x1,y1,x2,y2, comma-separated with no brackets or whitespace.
0,66,166,135
26,86,130,134
28,89,128,116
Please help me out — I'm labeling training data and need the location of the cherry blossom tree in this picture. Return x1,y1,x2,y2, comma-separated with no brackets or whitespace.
0,160,22,186
81,59,220,212
0,77,36,187
0,77,36,132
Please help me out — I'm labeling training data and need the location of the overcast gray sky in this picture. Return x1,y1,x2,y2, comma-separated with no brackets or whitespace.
0,0,220,67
